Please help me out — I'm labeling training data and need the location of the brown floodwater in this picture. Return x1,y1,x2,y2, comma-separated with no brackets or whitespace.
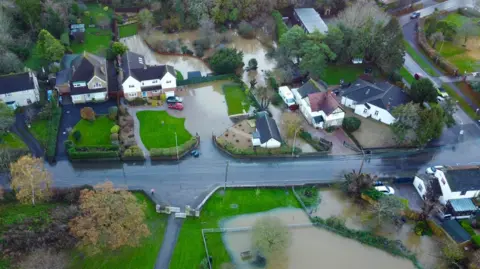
221,208,416,269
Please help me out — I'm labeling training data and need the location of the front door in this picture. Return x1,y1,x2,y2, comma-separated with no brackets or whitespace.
142,92,147,98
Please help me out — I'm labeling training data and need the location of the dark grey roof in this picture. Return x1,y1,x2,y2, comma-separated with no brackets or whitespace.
297,79,326,98
294,8,328,33
445,167,480,193
130,66,168,81
341,79,410,110
188,71,202,79
0,72,35,94
122,51,175,82
442,220,471,243
55,69,71,86
255,113,282,144
70,52,107,84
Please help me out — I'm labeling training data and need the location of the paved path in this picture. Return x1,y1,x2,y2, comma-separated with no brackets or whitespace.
11,114,43,157
154,215,183,269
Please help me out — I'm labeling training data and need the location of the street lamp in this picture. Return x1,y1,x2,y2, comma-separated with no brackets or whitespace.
175,131,179,161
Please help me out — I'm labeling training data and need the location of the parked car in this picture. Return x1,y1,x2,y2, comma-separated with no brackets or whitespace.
410,11,420,19
436,96,445,103
278,86,296,108
168,102,184,110
426,165,444,174
374,185,395,195
437,87,449,98
414,73,424,80
166,96,183,104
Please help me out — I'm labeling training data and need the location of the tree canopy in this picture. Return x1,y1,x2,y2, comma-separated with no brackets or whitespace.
409,78,438,104
37,29,64,63
208,48,244,74
251,216,291,261
0,103,15,136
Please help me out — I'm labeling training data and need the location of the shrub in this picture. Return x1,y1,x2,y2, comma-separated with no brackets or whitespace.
122,146,144,158
67,146,119,159
130,97,146,106
150,137,197,158
458,7,480,17
271,92,283,106
325,126,336,133
362,188,385,201
414,221,433,236
460,220,476,236
46,101,62,158
298,130,332,152
272,11,288,40
108,106,118,120
342,117,361,133
110,125,120,134
297,186,320,207
473,235,480,248
238,21,255,39
80,107,95,121
64,140,74,150
469,81,480,93
72,130,81,142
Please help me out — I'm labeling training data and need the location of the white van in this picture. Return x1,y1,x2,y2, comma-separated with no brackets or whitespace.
278,86,296,107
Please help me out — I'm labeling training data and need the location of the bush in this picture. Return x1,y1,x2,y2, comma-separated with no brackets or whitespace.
298,130,332,152
122,145,144,158
72,130,81,142
80,107,95,121
460,220,476,236
110,125,120,134
67,145,119,159
216,138,301,156
362,188,385,201
238,21,255,39
414,221,433,236
469,81,480,92
129,97,146,106
473,235,480,248
64,140,74,150
108,106,118,120
272,11,288,40
150,137,197,158
297,186,321,207
270,92,283,106
342,117,361,133
208,48,244,75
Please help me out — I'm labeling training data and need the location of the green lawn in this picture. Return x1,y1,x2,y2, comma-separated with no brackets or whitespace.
176,70,184,81
0,203,58,233
71,4,113,54
443,13,473,28
0,133,27,149
119,23,138,38
404,41,437,76
29,119,49,147
399,66,415,85
320,64,368,85
170,188,301,269
136,111,192,149
25,44,45,71
70,192,168,269
223,84,250,115
69,116,115,146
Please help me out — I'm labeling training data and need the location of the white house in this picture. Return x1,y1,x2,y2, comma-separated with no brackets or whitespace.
252,112,282,148
292,79,344,129
414,166,480,205
0,71,40,109
120,52,177,100
55,52,109,104
339,79,411,125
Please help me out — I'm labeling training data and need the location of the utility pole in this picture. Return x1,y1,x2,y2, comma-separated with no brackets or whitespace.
224,160,229,191
292,128,300,157
175,131,179,161
359,148,366,174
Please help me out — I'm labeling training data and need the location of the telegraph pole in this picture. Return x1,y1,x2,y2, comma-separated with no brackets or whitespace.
175,131,179,160
224,161,229,191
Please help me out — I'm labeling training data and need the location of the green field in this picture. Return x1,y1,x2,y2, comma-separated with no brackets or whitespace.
222,84,250,115
0,133,27,149
29,119,49,147
119,23,138,38
71,4,113,54
70,192,168,269
170,188,301,269
399,66,415,85
320,64,368,85
137,111,192,149
69,116,116,146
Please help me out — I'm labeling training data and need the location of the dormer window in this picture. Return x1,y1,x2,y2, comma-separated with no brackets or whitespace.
73,81,86,88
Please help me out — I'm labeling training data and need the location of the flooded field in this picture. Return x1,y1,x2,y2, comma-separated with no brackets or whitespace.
221,208,416,269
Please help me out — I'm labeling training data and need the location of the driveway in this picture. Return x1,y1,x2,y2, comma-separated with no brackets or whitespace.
392,183,424,212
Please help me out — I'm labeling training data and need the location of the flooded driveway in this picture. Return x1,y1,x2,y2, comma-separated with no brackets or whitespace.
221,208,416,269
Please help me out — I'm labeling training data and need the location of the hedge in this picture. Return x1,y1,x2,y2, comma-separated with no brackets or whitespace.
299,131,332,152
176,74,235,86
122,145,145,158
460,220,476,236
46,101,62,159
67,144,120,159
149,137,197,157
361,188,385,201
473,235,480,247
272,10,288,40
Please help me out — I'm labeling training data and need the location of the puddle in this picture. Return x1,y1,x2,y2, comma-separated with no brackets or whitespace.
221,208,416,269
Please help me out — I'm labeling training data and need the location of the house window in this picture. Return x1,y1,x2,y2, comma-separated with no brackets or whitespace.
152,80,158,83
166,80,171,83
73,82,86,87
93,82,102,88
129,85,135,88
374,111,379,116
27,99,32,104
142,82,144,85
417,184,423,192
5,93,12,97
460,190,467,195
363,108,368,113
129,93,137,97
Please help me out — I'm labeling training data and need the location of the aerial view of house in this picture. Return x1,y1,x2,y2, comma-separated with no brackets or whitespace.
0,71,40,109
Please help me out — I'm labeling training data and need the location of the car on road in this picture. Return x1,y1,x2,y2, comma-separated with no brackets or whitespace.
166,96,183,104
436,96,445,103
168,102,184,110
414,73,424,80
410,11,420,19
426,165,444,174
374,185,395,195
437,87,449,98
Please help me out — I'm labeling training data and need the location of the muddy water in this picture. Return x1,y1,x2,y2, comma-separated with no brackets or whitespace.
221,208,415,269
154,54,212,77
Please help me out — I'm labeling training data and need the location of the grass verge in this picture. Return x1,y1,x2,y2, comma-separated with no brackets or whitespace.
223,84,250,115
399,66,415,85
69,116,116,146
404,41,437,76
119,23,138,38
137,111,192,149
170,188,300,269
321,64,370,85
69,191,168,269
0,133,27,149
29,119,49,147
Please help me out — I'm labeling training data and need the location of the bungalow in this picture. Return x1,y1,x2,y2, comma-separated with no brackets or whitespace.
294,8,328,34
55,52,108,104
339,79,411,125
0,71,40,109
120,51,177,100
292,79,344,129
252,113,282,148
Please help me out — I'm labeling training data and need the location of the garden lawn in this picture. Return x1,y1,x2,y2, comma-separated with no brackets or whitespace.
25,44,45,71
136,111,192,149
223,84,250,115
119,23,138,38
71,4,113,54
69,192,168,269
29,119,49,147
170,188,301,269
69,116,115,146
320,64,367,85
404,41,437,76
399,66,415,85
0,133,27,149
0,202,59,234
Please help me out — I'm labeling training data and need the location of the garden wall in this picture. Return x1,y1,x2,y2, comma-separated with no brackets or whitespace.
149,136,200,161
177,74,236,86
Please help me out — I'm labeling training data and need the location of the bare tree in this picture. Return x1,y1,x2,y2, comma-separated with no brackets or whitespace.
254,86,273,111
281,112,302,139
441,239,465,268
335,0,390,29
18,249,68,269
419,175,441,220
24,106,36,125
368,195,405,226
198,18,217,48
138,9,154,33
342,171,376,198
251,216,291,261
429,32,444,49
0,9,13,48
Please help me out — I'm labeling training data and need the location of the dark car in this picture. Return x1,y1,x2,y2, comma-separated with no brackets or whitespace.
410,12,420,19
166,96,183,104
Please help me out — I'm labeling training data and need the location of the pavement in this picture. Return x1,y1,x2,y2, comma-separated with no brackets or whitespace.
154,215,183,269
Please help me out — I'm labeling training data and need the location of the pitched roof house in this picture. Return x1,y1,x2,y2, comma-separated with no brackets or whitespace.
252,113,282,148
339,79,411,125
120,52,177,99
292,79,344,129
55,52,109,104
0,71,40,109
